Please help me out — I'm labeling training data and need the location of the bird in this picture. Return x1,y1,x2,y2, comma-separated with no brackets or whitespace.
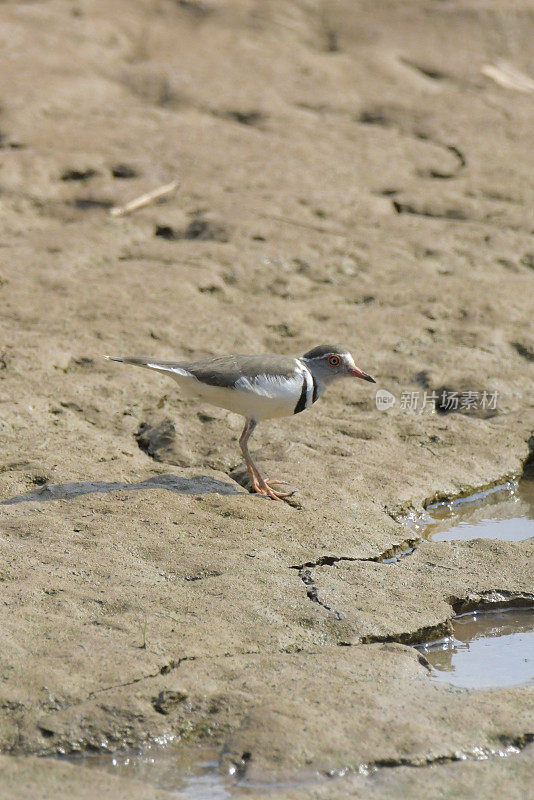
106,344,375,500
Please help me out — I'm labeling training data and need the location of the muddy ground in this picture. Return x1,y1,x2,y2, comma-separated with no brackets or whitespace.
0,0,533,797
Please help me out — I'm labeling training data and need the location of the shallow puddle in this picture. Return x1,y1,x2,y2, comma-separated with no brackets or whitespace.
407,477,534,542
61,731,529,799
65,746,233,798
416,608,534,689
62,745,318,798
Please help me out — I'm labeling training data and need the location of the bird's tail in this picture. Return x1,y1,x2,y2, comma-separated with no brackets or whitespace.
104,355,189,378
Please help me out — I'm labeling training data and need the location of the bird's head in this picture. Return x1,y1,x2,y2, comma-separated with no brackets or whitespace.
300,344,375,386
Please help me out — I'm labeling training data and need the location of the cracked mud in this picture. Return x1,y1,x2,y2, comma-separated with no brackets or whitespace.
1,1,534,798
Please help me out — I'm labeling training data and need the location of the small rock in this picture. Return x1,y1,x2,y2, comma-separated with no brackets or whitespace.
135,419,194,466
111,163,139,179
154,213,230,242
64,357,94,372
60,168,98,182
154,224,177,240
224,110,264,126
184,213,229,242
152,689,188,715
135,419,176,460
512,340,534,362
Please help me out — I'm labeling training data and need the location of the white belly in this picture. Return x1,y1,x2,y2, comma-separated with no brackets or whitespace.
171,372,303,420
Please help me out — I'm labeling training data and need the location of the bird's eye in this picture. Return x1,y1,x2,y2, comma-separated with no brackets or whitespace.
328,355,341,367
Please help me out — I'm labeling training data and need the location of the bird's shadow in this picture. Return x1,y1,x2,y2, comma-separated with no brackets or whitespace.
1,474,243,505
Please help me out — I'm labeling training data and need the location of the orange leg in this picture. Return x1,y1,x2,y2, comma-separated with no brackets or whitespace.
239,419,293,501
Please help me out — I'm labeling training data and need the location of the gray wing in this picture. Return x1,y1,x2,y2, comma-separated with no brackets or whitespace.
184,354,301,388
106,354,301,388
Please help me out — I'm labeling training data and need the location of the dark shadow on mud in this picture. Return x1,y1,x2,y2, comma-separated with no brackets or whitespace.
1,474,242,505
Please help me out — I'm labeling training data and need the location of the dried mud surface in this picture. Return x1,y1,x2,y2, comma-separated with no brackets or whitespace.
0,1,533,798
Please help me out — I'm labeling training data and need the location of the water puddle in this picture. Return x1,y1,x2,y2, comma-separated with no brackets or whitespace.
63,745,235,798
416,608,534,689
61,731,529,799
405,476,534,542
61,744,319,799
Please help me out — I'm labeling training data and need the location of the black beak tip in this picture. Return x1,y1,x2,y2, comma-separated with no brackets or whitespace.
365,374,376,383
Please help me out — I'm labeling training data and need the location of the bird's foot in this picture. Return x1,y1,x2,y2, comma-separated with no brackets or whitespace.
264,482,294,500
251,477,294,501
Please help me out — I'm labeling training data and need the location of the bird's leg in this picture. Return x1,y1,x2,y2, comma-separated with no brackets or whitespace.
239,419,292,501
239,419,263,492
239,419,275,498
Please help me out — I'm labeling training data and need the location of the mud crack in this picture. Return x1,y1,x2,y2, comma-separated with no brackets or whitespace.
298,568,343,620
292,537,421,570
291,538,422,620
87,656,194,701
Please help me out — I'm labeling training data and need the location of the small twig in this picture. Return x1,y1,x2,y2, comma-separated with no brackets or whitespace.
110,180,179,217
481,61,534,93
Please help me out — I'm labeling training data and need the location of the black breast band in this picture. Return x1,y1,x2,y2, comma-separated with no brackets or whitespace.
293,366,319,415
293,375,308,415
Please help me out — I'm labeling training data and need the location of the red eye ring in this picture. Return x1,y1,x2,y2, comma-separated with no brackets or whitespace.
328,355,341,367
